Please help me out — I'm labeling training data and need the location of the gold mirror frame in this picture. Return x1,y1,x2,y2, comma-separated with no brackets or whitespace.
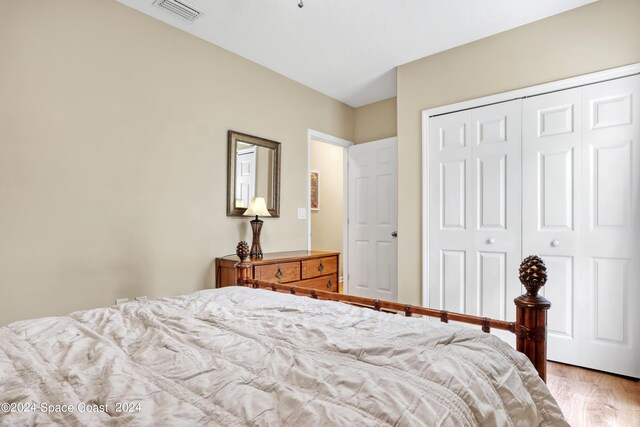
227,130,281,217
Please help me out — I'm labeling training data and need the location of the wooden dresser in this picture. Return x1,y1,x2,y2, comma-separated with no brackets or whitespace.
215,251,340,292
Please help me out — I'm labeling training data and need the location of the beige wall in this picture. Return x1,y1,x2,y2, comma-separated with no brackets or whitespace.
396,0,640,305
4,0,636,325
310,140,344,277
354,97,397,144
0,0,354,325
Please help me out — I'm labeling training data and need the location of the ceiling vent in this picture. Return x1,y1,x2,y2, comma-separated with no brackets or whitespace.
155,0,201,21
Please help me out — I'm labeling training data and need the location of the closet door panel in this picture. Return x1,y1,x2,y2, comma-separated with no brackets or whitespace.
441,250,466,313
539,256,574,339
428,100,520,341
523,88,582,365
538,148,575,230
589,141,632,241
428,111,473,311
477,155,506,230
472,101,521,323
581,75,640,378
441,160,466,229
477,251,506,320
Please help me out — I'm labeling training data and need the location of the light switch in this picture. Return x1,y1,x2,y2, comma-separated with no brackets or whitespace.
297,208,307,220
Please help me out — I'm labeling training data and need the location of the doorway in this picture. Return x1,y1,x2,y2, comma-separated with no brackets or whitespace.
307,130,352,291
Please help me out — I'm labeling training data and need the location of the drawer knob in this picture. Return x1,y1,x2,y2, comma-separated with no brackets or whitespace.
276,265,283,283
318,261,324,273
327,278,332,290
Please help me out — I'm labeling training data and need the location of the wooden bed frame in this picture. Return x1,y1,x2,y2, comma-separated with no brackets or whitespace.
232,243,552,382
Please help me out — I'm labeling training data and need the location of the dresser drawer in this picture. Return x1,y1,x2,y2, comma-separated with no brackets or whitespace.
216,251,339,292
254,262,300,283
302,256,338,279
297,274,338,292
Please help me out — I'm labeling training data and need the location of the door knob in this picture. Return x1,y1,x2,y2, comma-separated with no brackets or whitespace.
391,232,398,237
551,240,560,247
487,238,495,244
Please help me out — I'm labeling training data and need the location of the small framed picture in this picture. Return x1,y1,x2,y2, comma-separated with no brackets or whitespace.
310,170,319,211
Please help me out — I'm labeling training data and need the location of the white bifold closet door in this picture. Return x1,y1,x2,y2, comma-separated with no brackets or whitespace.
428,74,639,378
580,76,640,378
428,100,521,345
522,87,584,366
524,75,640,378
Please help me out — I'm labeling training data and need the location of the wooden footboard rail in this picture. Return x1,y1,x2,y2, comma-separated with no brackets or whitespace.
233,242,552,382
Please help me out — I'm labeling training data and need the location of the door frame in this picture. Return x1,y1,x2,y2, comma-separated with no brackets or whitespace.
307,129,353,291
421,63,640,307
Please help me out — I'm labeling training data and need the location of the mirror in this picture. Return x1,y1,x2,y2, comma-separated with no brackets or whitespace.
227,130,281,217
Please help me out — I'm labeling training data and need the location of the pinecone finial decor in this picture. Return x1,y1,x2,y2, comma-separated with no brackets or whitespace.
236,241,250,262
519,255,547,296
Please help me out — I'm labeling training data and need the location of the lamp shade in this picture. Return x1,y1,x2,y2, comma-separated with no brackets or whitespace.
244,197,271,217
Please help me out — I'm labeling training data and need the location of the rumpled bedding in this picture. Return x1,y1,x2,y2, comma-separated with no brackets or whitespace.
0,286,568,426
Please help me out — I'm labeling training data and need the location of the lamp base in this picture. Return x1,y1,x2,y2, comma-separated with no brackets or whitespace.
249,218,264,258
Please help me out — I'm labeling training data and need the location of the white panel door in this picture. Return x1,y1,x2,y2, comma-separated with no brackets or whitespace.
472,102,522,326
428,101,521,345
236,147,256,209
428,110,472,313
348,138,398,301
580,75,640,378
523,88,583,366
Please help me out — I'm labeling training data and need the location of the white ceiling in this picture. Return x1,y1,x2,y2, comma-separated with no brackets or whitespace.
116,0,596,107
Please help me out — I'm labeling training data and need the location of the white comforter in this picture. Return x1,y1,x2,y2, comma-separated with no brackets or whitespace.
0,286,567,426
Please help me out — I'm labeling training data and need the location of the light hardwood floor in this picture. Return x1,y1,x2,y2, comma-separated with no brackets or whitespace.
547,362,640,426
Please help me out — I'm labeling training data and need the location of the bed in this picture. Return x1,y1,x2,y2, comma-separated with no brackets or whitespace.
0,247,568,426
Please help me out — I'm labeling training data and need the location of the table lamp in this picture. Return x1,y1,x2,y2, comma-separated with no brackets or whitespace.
244,197,271,258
